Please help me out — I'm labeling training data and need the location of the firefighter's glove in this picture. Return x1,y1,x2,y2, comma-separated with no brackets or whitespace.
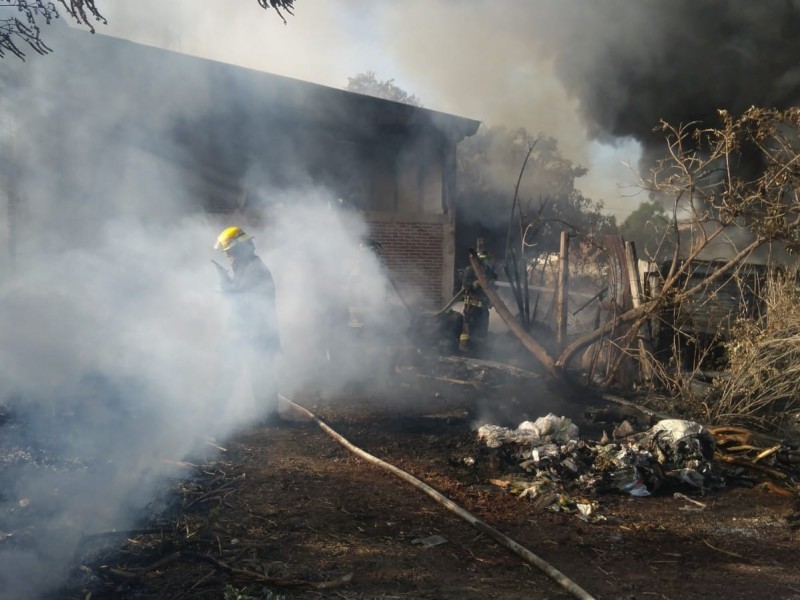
471,281,481,290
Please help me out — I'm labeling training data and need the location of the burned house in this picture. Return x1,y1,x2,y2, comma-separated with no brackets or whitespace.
0,24,479,308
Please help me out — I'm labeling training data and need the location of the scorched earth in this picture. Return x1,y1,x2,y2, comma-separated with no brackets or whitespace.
31,355,800,600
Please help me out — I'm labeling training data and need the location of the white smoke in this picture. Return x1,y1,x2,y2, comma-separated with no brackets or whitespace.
0,21,409,600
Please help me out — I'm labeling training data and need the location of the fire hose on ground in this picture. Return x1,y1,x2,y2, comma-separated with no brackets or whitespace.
278,393,597,600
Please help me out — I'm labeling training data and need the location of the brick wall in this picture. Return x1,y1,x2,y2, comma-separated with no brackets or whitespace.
367,219,445,309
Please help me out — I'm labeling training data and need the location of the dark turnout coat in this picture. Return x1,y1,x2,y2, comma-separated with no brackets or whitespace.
223,253,281,352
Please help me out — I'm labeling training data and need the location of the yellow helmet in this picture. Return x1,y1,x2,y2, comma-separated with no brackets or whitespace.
214,226,251,251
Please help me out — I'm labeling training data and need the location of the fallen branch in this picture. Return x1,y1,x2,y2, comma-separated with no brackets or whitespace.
724,445,764,453
673,492,707,509
99,552,183,592
398,368,477,388
758,481,797,497
601,393,673,422
753,444,783,462
78,527,172,548
184,476,243,509
717,454,788,479
441,355,541,379
702,539,743,559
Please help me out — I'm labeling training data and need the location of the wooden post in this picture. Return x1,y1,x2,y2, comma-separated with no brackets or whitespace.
624,241,651,380
555,231,570,346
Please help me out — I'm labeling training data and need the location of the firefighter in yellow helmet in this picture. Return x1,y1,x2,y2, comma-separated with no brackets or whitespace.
212,226,282,425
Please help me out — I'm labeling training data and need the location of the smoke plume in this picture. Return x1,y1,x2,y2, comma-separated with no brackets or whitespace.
95,0,800,216
375,0,800,191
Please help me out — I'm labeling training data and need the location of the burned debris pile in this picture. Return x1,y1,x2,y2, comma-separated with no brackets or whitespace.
473,412,800,518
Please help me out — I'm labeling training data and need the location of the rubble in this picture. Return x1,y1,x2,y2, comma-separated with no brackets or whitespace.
476,414,800,519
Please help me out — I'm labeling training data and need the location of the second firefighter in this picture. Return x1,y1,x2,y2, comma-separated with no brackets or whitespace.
459,244,497,354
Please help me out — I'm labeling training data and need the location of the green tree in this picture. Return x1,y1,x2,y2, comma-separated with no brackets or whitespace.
345,71,422,107
0,0,295,59
619,198,673,261
456,125,615,258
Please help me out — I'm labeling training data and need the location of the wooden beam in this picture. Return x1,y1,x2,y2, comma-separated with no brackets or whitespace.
555,231,570,346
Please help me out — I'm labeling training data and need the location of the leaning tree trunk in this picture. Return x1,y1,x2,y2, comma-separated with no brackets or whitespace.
468,250,560,380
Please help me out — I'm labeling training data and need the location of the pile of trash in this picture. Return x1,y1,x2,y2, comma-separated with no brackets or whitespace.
475,414,723,517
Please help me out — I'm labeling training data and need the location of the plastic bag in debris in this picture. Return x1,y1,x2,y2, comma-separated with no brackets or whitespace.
477,414,579,449
476,425,525,448
519,414,580,444
603,445,656,497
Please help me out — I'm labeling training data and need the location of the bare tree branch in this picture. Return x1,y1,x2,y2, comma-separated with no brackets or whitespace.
0,0,295,59
256,0,295,24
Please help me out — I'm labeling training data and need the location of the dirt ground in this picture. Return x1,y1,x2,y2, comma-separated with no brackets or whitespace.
56,354,800,600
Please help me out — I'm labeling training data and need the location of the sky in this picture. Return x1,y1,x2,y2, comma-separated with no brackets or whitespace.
93,0,644,220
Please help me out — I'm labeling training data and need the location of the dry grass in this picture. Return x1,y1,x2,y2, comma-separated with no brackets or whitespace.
710,268,800,430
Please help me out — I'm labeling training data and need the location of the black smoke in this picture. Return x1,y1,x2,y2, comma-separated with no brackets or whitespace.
528,0,800,169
